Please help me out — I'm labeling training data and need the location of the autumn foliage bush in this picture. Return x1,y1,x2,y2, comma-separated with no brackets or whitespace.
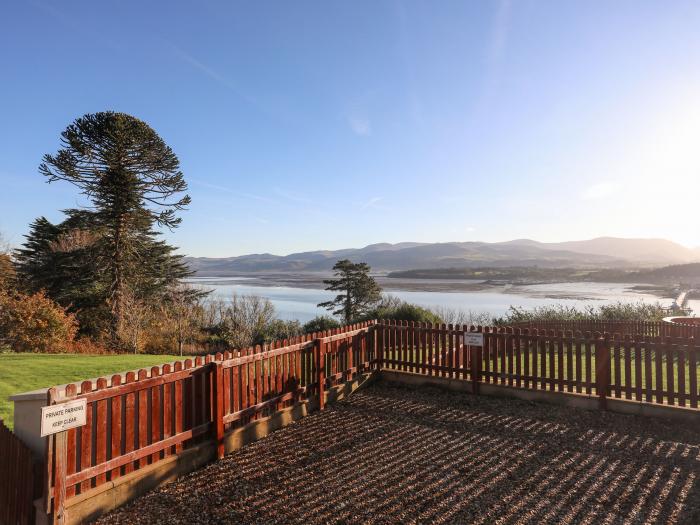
68,336,112,355
0,290,78,353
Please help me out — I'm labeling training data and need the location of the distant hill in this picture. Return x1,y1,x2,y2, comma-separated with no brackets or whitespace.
536,237,699,265
185,237,699,275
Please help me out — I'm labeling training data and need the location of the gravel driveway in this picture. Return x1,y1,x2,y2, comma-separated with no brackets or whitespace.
96,382,700,524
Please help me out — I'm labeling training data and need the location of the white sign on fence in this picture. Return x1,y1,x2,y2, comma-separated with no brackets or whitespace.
40,398,87,437
464,333,484,347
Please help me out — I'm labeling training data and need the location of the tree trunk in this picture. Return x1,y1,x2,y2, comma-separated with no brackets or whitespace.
111,217,125,340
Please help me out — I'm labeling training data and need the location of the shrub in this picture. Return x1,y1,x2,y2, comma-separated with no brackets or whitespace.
429,306,493,327
494,301,668,325
0,290,78,353
69,337,112,354
258,319,303,344
358,295,442,324
596,301,667,321
198,294,304,350
302,316,341,334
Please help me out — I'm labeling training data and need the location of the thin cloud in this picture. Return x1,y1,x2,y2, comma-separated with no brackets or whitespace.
582,181,620,200
189,177,276,204
273,187,314,204
359,196,384,210
176,50,232,88
167,42,267,112
487,0,512,67
348,115,372,136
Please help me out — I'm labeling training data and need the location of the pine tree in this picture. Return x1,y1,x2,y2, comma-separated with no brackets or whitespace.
318,260,382,324
26,111,192,342
15,212,103,307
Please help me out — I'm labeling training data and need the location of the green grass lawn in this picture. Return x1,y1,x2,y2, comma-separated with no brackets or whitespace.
0,353,183,429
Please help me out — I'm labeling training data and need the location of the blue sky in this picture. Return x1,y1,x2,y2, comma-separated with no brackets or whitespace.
2,1,700,257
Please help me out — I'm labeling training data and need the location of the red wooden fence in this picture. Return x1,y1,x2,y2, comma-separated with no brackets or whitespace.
376,320,700,409
510,319,700,339
1,419,39,525
39,318,700,524
44,321,376,524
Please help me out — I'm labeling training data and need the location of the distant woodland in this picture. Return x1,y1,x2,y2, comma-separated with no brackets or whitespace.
388,263,700,288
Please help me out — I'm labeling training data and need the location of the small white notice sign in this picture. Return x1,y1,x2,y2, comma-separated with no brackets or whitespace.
41,398,87,437
464,333,484,347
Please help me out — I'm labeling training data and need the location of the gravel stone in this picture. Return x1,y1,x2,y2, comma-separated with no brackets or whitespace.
95,383,700,524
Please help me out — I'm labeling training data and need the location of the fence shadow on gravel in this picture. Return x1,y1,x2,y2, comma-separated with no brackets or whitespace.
94,384,700,525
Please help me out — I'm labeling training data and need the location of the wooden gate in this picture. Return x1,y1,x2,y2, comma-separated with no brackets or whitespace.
0,419,41,525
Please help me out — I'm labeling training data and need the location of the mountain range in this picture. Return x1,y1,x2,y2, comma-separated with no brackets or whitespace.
185,237,700,275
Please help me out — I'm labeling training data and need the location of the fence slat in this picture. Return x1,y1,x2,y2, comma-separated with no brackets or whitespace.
64,383,77,499
655,341,664,404
645,341,653,403
556,333,564,392
0,418,37,525
124,372,136,474
137,370,149,470
565,332,573,393
95,378,108,486
634,342,643,402
689,345,698,409
162,365,173,458
150,367,161,464
678,345,686,407
79,380,93,493
667,343,675,405
548,332,555,391
109,375,122,480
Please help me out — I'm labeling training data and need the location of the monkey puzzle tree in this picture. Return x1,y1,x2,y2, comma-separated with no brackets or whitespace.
318,259,382,324
34,111,192,343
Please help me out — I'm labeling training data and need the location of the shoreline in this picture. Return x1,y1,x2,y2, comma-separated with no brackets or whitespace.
185,272,671,300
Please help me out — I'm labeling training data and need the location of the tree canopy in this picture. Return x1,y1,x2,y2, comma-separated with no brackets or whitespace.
17,112,193,346
318,259,382,323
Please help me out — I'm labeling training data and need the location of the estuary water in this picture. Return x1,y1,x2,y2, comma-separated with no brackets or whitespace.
185,277,673,323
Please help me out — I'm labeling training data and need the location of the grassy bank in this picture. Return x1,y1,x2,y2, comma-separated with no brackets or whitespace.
0,353,183,429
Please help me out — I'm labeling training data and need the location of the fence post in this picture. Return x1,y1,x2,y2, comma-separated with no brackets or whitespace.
53,432,67,525
595,332,611,410
315,338,326,411
469,328,481,395
376,322,383,372
45,386,68,525
44,389,54,519
212,362,225,459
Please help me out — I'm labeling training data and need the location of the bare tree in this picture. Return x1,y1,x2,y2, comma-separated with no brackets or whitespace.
219,294,276,348
0,232,16,292
166,284,203,356
430,306,492,327
116,289,153,353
